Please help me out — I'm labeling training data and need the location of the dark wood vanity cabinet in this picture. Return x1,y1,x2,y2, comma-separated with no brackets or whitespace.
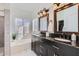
32,35,79,56
31,36,55,56
31,36,36,54
47,44,55,56
31,35,40,55
51,42,75,56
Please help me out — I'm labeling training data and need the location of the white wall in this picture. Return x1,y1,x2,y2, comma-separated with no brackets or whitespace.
10,4,32,35
48,5,54,33
10,4,33,55
0,3,9,10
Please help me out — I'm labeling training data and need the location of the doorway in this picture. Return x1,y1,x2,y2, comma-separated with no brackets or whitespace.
0,16,4,56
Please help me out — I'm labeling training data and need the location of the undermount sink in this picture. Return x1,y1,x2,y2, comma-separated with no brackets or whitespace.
55,38,71,43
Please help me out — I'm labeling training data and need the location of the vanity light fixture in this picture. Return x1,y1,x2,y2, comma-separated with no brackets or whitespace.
43,10,47,15
39,10,43,17
37,8,49,17
38,10,43,17
54,3,60,7
43,8,48,15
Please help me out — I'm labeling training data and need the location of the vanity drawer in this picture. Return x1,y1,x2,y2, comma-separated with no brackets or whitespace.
51,41,77,56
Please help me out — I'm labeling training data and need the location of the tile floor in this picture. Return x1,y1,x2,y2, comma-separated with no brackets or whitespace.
0,47,3,56
13,50,37,56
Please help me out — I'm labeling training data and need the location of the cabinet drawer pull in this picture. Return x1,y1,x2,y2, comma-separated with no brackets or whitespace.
40,45,43,48
53,45,59,50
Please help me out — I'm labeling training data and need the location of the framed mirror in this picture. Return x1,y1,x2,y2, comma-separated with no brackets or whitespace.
39,15,49,32
54,3,79,33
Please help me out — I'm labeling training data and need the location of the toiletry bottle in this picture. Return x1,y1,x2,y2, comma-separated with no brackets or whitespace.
71,33,76,46
46,32,49,37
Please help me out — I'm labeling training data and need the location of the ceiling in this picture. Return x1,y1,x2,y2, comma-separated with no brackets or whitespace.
0,3,52,19
10,3,52,12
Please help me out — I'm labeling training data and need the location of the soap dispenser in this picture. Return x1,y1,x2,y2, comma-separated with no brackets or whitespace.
46,32,49,37
71,33,76,46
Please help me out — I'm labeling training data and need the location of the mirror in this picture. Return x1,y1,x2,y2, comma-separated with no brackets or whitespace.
39,16,49,32
32,18,39,32
54,4,79,32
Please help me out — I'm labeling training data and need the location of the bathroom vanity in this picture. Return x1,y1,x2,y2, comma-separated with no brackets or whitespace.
32,33,79,56
32,3,79,56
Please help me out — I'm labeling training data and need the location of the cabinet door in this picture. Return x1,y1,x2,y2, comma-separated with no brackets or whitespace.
61,45,77,56
31,36,34,50
50,41,62,56
53,41,77,56
31,36,36,52
47,45,55,56
76,48,79,56
35,45,41,56
56,42,77,56
39,44,48,56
